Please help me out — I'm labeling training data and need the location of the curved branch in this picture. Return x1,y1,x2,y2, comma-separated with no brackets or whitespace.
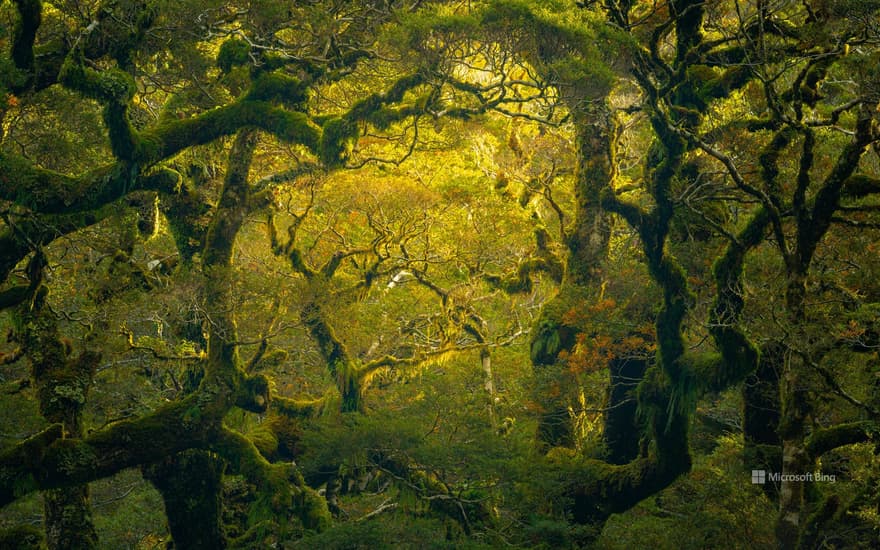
805,421,876,459
0,395,216,508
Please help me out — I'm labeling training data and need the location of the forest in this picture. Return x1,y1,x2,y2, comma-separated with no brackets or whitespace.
1,0,879,548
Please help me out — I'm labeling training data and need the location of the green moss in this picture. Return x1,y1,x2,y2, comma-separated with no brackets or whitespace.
299,487,331,531
248,423,280,459
143,101,320,162
246,73,308,108
183,405,202,425
318,117,358,166
218,38,251,73
0,524,43,549
59,54,135,103
530,284,590,365
144,450,227,548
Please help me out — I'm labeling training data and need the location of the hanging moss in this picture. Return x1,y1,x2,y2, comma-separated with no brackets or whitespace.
318,117,359,166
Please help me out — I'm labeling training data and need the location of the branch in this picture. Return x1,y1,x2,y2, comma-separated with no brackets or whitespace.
143,100,320,164
600,188,646,230
0,92,318,216
271,395,326,418
701,208,771,391
356,498,398,521
211,427,329,530
806,421,875,459
0,395,216,508
120,324,204,362
842,175,880,198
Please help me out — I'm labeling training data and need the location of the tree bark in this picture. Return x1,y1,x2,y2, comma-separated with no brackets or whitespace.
14,256,99,550
143,450,227,550
533,106,615,451
603,355,647,464
743,342,782,498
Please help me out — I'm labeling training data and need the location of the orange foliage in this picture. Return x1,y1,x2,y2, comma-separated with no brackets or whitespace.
589,298,617,313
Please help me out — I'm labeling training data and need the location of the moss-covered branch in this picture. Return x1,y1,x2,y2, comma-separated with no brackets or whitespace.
564,448,689,524
0,394,217,507
212,427,330,531
372,450,491,534
59,47,138,160
272,395,326,418
0,185,173,287
0,89,317,217
697,208,770,391
805,421,875,460
799,111,876,272
143,100,320,164
318,72,425,166
842,174,880,198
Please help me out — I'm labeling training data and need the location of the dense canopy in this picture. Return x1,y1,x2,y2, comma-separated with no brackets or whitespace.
1,1,879,548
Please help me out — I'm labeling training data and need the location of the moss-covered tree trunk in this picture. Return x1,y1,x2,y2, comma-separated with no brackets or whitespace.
156,129,255,550
773,110,875,548
603,355,647,464
532,106,614,451
14,254,99,550
776,276,813,548
743,342,782,497
0,5,333,533
299,300,363,413
144,450,227,549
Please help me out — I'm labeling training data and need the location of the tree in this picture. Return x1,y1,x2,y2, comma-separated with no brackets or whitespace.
2,0,879,548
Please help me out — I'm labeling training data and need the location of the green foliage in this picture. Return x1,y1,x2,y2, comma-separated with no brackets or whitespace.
3,1,880,548
596,436,776,549
90,470,168,549
0,524,43,549
291,515,496,549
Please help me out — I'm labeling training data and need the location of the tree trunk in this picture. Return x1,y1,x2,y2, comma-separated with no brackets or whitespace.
16,269,99,550
743,341,782,498
144,450,227,549
481,348,498,429
603,355,647,464
776,277,813,549
43,486,96,550
533,107,615,451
